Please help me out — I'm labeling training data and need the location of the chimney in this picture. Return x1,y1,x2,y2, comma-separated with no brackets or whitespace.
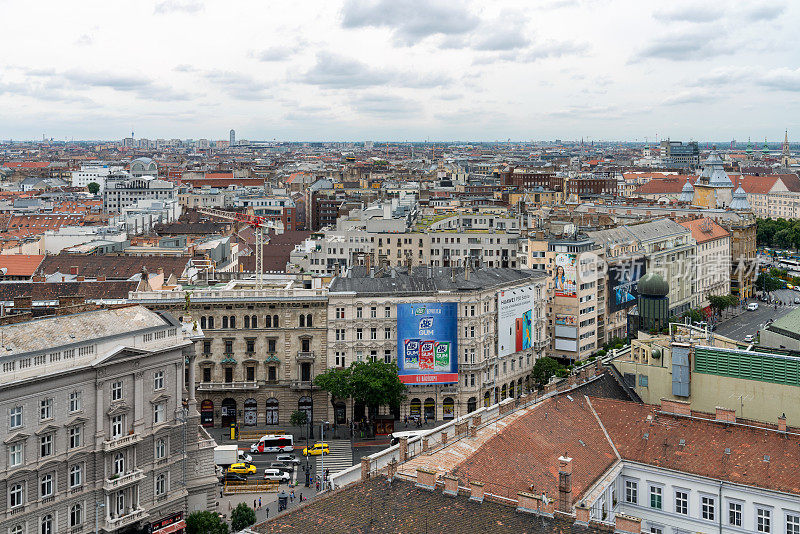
469,480,484,502
558,455,573,512
415,468,436,491
387,459,398,480
614,513,642,534
360,457,370,481
399,437,409,462
660,398,691,417
574,503,590,524
76,275,84,282
443,474,458,497
715,407,736,424
69,266,79,275
97,275,106,282
779,413,787,433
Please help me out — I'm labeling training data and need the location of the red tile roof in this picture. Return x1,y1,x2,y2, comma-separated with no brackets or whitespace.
732,175,780,195
633,176,695,195
678,217,730,244
0,255,45,277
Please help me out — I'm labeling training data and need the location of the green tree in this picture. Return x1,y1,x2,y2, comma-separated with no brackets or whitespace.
531,357,562,388
289,409,308,428
682,308,704,324
230,502,257,532
87,182,100,195
186,511,229,534
314,365,353,412
315,360,405,419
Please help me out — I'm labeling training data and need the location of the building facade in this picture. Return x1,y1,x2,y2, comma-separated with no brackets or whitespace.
104,177,177,213
0,306,216,534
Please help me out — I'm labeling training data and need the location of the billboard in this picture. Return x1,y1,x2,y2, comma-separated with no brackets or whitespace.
555,314,576,326
497,284,537,358
608,258,646,313
397,303,458,384
553,253,577,297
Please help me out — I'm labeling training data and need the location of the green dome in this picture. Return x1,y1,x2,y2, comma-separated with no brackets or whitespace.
637,272,669,297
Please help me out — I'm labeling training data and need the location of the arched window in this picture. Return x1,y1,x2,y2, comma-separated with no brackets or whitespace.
113,452,124,474
409,398,421,417
200,317,206,329
9,482,23,507
244,316,250,329
306,314,313,327
230,316,236,329
208,316,214,329
251,315,258,328
299,315,305,328
265,315,272,328
41,514,53,534
467,397,477,413
70,503,82,527
11,525,23,534
222,316,228,329
273,315,279,328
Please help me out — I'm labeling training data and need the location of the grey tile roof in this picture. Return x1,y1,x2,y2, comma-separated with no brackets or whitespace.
330,266,546,295
623,218,689,242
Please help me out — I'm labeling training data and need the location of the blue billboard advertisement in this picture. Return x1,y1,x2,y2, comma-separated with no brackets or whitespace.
397,302,458,385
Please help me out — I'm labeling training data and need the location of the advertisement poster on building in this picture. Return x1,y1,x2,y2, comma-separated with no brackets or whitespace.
497,284,537,358
553,253,577,297
555,314,577,327
608,258,646,312
397,303,458,384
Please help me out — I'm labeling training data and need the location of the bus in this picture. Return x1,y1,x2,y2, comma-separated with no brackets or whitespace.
250,434,294,453
389,430,427,446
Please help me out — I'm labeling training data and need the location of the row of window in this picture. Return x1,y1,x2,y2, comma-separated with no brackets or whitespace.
624,479,799,533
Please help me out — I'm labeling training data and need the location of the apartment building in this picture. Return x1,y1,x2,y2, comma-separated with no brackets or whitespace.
103,177,177,213
327,266,548,422
0,306,216,534
678,217,731,308
129,277,329,429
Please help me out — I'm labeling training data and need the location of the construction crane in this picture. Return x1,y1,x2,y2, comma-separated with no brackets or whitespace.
198,208,284,288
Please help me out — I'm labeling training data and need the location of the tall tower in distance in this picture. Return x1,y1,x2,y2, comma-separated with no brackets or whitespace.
782,129,791,167
230,129,236,147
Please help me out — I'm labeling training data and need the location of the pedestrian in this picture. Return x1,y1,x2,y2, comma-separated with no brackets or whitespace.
290,489,295,502
316,480,320,491
258,496,262,509
325,468,329,480
265,506,269,518
254,499,257,509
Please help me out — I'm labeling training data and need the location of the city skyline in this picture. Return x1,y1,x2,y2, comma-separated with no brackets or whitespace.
1,0,799,141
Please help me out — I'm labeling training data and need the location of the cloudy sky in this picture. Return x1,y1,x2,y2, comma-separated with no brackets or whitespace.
1,0,798,141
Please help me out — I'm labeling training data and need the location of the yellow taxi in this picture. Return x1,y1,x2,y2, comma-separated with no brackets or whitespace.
302,443,330,456
227,462,257,475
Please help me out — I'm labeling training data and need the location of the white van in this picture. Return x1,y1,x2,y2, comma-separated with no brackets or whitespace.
747,302,759,311
263,468,291,483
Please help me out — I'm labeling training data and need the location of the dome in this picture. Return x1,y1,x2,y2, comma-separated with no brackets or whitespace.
130,157,157,178
730,186,751,211
678,180,694,202
637,272,669,297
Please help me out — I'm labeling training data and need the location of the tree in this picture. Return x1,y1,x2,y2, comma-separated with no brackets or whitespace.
531,357,562,388
315,360,405,419
682,308,704,324
230,503,257,532
289,409,308,428
87,182,100,195
186,511,228,534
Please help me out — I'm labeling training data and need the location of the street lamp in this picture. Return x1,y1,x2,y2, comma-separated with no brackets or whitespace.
320,420,329,492
95,501,105,534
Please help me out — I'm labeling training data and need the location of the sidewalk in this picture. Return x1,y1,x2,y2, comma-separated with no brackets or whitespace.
214,481,321,525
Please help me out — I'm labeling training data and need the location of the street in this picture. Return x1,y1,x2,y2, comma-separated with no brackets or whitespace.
714,290,799,342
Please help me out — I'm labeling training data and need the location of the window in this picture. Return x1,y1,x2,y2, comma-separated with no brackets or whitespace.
624,480,638,504
757,508,771,533
40,473,53,498
702,496,715,521
203,368,211,382
649,528,662,534
10,406,22,429
787,514,800,534
40,398,53,421
111,380,123,401
384,306,391,318
370,328,377,340
356,307,362,318
335,307,345,319
69,391,82,413
224,339,233,353
246,366,255,381
9,443,23,467
69,464,82,487
384,350,391,364
153,370,164,390
116,491,124,514
112,415,124,438
246,339,255,353
155,473,166,496
729,501,742,526
154,403,165,424
40,434,52,458
70,503,83,527
335,329,345,341
11,525,23,534
41,514,53,534
370,306,377,318
268,366,277,381
113,452,125,475
675,490,688,515
356,328,363,340
649,486,662,509
10,482,24,507
155,438,166,459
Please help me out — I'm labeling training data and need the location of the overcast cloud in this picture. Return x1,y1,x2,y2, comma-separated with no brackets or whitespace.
0,0,797,141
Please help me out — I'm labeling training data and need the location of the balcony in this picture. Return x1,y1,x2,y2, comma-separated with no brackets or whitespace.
290,380,317,391
104,509,147,531
103,432,141,452
104,469,145,491
533,338,550,351
197,381,258,392
461,361,487,371
296,351,316,361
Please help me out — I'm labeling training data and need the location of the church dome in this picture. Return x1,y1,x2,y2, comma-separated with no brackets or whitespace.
637,272,669,297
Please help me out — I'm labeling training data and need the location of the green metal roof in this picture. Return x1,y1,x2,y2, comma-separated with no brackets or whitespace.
766,307,800,341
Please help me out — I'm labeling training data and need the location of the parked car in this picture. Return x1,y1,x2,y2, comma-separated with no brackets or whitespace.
238,451,253,463
268,461,294,473
220,472,248,483
302,443,330,456
276,454,301,465
227,462,257,475
744,334,754,342
263,469,291,483
794,297,800,304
